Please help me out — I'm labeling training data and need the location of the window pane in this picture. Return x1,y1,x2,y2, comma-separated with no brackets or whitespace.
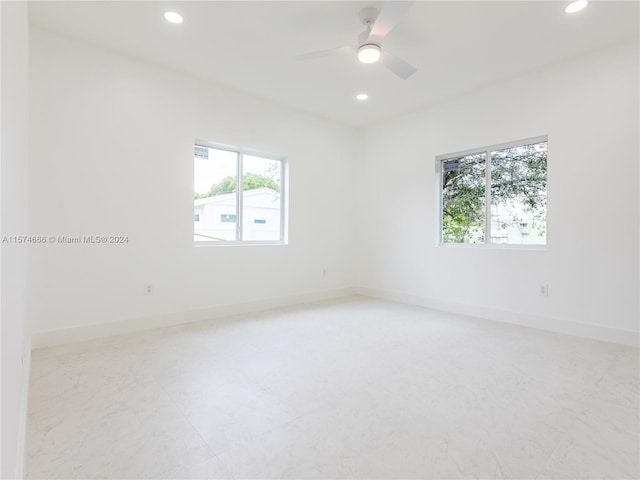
242,155,281,241
194,147,238,242
490,141,547,245
442,153,486,243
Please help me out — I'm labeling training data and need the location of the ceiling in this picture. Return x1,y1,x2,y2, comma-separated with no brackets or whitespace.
29,1,639,127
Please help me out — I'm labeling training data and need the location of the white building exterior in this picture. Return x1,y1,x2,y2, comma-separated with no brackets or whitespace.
194,188,281,242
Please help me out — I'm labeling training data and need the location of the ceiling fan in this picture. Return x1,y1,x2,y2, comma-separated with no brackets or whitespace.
292,1,417,80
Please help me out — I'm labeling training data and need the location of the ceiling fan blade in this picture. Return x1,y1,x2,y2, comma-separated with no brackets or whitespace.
381,51,417,80
367,1,414,44
292,45,355,61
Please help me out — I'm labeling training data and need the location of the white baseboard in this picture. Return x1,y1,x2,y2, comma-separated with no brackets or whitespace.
356,286,639,348
31,287,356,349
15,334,31,480
30,285,639,349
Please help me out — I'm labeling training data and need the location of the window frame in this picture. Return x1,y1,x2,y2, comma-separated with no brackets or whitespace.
435,135,548,249
194,140,287,246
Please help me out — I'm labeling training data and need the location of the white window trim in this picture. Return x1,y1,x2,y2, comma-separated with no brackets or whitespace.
195,140,287,246
435,135,548,249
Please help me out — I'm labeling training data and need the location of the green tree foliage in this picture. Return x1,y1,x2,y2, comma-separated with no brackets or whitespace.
442,154,486,243
442,144,547,243
194,173,280,200
243,172,280,193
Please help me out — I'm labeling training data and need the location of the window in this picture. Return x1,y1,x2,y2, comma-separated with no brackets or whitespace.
194,143,285,244
438,137,547,246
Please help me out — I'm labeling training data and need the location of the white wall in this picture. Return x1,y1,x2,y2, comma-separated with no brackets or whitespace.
28,27,639,347
356,40,639,344
29,28,356,340
1,2,30,478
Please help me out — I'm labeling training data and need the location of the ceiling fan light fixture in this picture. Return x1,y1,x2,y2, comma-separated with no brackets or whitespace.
357,44,381,64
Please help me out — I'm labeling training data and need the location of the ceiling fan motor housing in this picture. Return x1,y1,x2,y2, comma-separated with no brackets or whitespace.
358,31,377,48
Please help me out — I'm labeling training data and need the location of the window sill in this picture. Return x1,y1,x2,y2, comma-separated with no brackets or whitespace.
195,241,287,247
437,242,546,251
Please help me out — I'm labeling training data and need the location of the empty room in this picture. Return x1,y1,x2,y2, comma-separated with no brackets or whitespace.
1,0,639,478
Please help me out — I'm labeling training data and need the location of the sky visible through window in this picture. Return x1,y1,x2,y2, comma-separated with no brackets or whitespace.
194,148,236,195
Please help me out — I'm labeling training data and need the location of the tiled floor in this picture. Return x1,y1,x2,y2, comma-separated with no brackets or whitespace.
27,296,639,479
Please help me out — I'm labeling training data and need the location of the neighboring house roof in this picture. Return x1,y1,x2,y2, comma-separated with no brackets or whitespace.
194,187,279,207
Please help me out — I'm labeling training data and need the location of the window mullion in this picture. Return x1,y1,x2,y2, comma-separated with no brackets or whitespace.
279,161,285,243
237,153,243,241
485,150,492,244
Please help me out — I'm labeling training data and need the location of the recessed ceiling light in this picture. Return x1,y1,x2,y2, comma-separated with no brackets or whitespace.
565,0,588,13
357,45,381,64
356,93,369,101
164,11,183,24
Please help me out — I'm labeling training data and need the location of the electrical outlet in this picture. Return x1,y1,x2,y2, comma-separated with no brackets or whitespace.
144,284,153,295
540,284,549,297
